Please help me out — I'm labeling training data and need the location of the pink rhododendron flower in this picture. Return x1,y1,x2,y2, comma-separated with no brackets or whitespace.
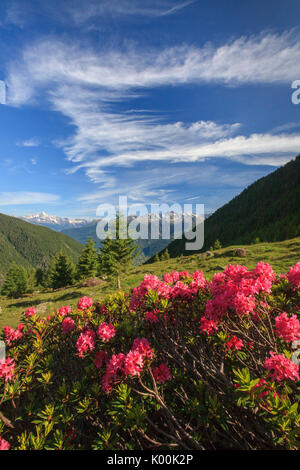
191,270,206,289
0,358,15,382
0,436,10,450
275,312,300,343
77,296,93,311
225,336,244,351
94,350,108,370
76,329,96,357
61,317,75,333
252,262,275,294
3,324,24,344
204,262,277,323
132,337,154,360
59,306,72,317
124,350,144,377
163,270,191,284
231,293,256,316
153,363,171,384
145,311,159,323
129,273,181,311
171,281,194,300
264,351,299,382
102,353,125,394
199,317,219,336
97,322,116,342
251,378,280,400
25,307,36,317
287,262,300,290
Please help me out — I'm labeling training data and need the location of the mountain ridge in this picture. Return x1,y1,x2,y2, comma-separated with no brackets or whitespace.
62,213,204,262
155,155,300,259
20,212,91,231
0,213,83,274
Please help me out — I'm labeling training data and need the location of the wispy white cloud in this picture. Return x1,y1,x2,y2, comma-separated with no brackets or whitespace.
85,132,300,168
160,0,198,17
5,2,26,28
65,0,197,24
8,29,300,108
2,0,198,32
17,137,40,147
5,30,300,203
77,163,274,206
0,192,60,205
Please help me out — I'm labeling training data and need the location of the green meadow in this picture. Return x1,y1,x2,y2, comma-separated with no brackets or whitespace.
1,237,299,330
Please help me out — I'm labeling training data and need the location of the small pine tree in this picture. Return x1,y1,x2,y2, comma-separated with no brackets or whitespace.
161,248,170,260
35,267,45,287
1,263,29,298
76,238,99,280
49,251,75,289
27,269,36,294
98,214,137,289
213,239,222,250
44,258,56,288
154,253,160,262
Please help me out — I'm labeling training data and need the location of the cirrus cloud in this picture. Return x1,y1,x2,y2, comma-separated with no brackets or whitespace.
0,191,60,205
5,30,300,203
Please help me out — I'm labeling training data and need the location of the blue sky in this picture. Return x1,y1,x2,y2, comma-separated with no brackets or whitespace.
1,0,300,218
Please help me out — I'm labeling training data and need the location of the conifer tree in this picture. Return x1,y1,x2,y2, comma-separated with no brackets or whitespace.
35,267,45,287
154,253,160,262
76,238,99,280
1,263,29,298
98,214,137,289
27,269,36,294
213,239,222,250
161,248,170,260
49,251,75,289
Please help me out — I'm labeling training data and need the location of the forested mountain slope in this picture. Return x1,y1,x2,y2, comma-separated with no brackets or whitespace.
161,155,300,258
0,213,83,273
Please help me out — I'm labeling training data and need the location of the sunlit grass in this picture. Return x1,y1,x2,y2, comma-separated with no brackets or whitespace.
1,237,299,329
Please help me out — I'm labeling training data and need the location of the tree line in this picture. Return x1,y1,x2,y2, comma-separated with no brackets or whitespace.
1,215,138,298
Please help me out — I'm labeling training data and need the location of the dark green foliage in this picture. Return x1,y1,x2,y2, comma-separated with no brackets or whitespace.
35,268,46,287
98,215,137,289
162,155,300,258
76,238,99,280
1,262,28,298
161,248,170,260
213,239,222,250
0,213,83,274
49,251,75,289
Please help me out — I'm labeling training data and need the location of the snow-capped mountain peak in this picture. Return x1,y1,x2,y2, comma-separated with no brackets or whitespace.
20,212,90,232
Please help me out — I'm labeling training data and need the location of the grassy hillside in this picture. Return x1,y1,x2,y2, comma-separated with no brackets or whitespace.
1,236,299,330
163,155,300,258
0,213,83,274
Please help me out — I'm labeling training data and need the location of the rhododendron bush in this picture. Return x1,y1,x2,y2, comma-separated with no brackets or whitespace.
0,262,299,450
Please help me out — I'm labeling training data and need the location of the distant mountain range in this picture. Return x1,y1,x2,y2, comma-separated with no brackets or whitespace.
20,212,90,231
0,213,83,275
160,155,300,259
17,212,205,263
61,213,204,263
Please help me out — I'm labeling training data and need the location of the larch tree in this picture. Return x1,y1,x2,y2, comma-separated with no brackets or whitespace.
76,237,99,280
98,214,137,289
